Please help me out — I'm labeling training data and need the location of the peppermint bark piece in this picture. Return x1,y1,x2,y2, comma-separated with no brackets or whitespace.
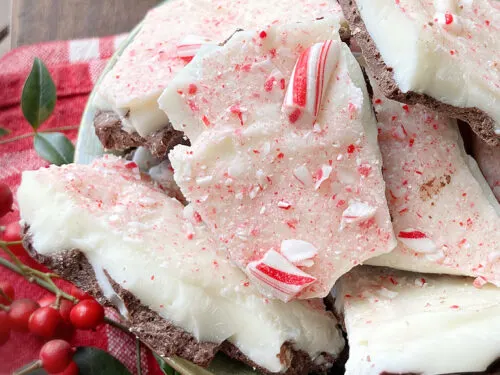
18,155,344,374
473,135,500,202
94,0,346,154
335,266,500,375
165,21,396,301
339,0,500,146
366,85,500,286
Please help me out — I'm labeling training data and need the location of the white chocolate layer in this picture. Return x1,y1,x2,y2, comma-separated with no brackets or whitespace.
165,21,396,300
366,83,500,285
17,155,344,373
97,0,345,137
355,0,500,136
335,266,500,375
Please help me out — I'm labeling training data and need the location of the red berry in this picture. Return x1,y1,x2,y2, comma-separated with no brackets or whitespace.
0,183,13,218
29,306,63,339
38,295,74,322
69,285,91,301
1,221,26,256
0,281,15,305
69,299,104,330
0,329,9,346
54,361,79,375
0,310,10,334
9,298,40,332
40,339,74,373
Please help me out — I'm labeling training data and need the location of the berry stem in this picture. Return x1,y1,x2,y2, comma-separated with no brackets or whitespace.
136,337,143,375
103,316,130,332
0,303,8,311
13,359,42,375
0,125,79,146
0,288,12,303
0,250,77,304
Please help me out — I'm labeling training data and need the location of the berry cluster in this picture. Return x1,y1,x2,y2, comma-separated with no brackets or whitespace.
0,280,104,374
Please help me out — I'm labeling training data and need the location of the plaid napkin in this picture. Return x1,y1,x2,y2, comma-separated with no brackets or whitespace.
0,36,163,375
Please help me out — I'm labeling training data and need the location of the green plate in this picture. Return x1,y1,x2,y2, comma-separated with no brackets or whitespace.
76,12,260,375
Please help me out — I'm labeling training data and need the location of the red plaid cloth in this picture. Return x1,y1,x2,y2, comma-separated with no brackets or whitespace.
0,36,163,375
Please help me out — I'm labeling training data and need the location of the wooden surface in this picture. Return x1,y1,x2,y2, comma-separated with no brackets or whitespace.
11,0,159,47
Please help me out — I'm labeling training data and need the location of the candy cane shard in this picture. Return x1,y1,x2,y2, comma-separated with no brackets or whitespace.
176,35,215,60
283,40,340,126
247,250,317,302
397,229,437,254
340,201,377,230
281,239,318,265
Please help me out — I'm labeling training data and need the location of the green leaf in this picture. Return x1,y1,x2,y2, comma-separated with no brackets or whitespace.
73,347,132,375
155,353,181,375
34,132,74,165
21,57,57,130
0,128,9,137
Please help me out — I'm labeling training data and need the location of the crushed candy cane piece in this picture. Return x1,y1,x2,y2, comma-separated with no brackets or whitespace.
283,40,340,126
398,229,437,253
246,250,317,302
281,239,318,264
295,259,315,268
434,12,462,33
277,200,292,209
341,201,377,227
473,276,488,289
314,165,333,190
293,165,313,186
176,35,215,59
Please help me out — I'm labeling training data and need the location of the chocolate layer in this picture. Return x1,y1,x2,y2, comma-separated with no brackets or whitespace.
94,111,189,158
22,232,335,374
338,0,499,147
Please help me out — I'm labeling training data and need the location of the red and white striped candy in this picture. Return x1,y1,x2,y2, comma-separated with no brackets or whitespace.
314,165,333,190
246,250,317,302
176,35,215,60
340,201,376,229
398,229,437,253
473,276,488,289
283,40,340,126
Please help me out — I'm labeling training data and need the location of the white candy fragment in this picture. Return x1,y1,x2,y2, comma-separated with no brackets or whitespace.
293,165,313,186
176,35,215,59
281,239,318,265
341,201,377,227
314,165,333,190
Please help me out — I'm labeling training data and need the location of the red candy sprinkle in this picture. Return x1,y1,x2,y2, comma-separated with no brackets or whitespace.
445,13,453,25
202,115,211,126
188,84,197,95
398,230,426,239
259,31,267,38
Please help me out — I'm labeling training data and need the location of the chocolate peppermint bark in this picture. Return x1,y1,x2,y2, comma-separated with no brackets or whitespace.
93,0,346,156
339,0,500,146
17,156,345,374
